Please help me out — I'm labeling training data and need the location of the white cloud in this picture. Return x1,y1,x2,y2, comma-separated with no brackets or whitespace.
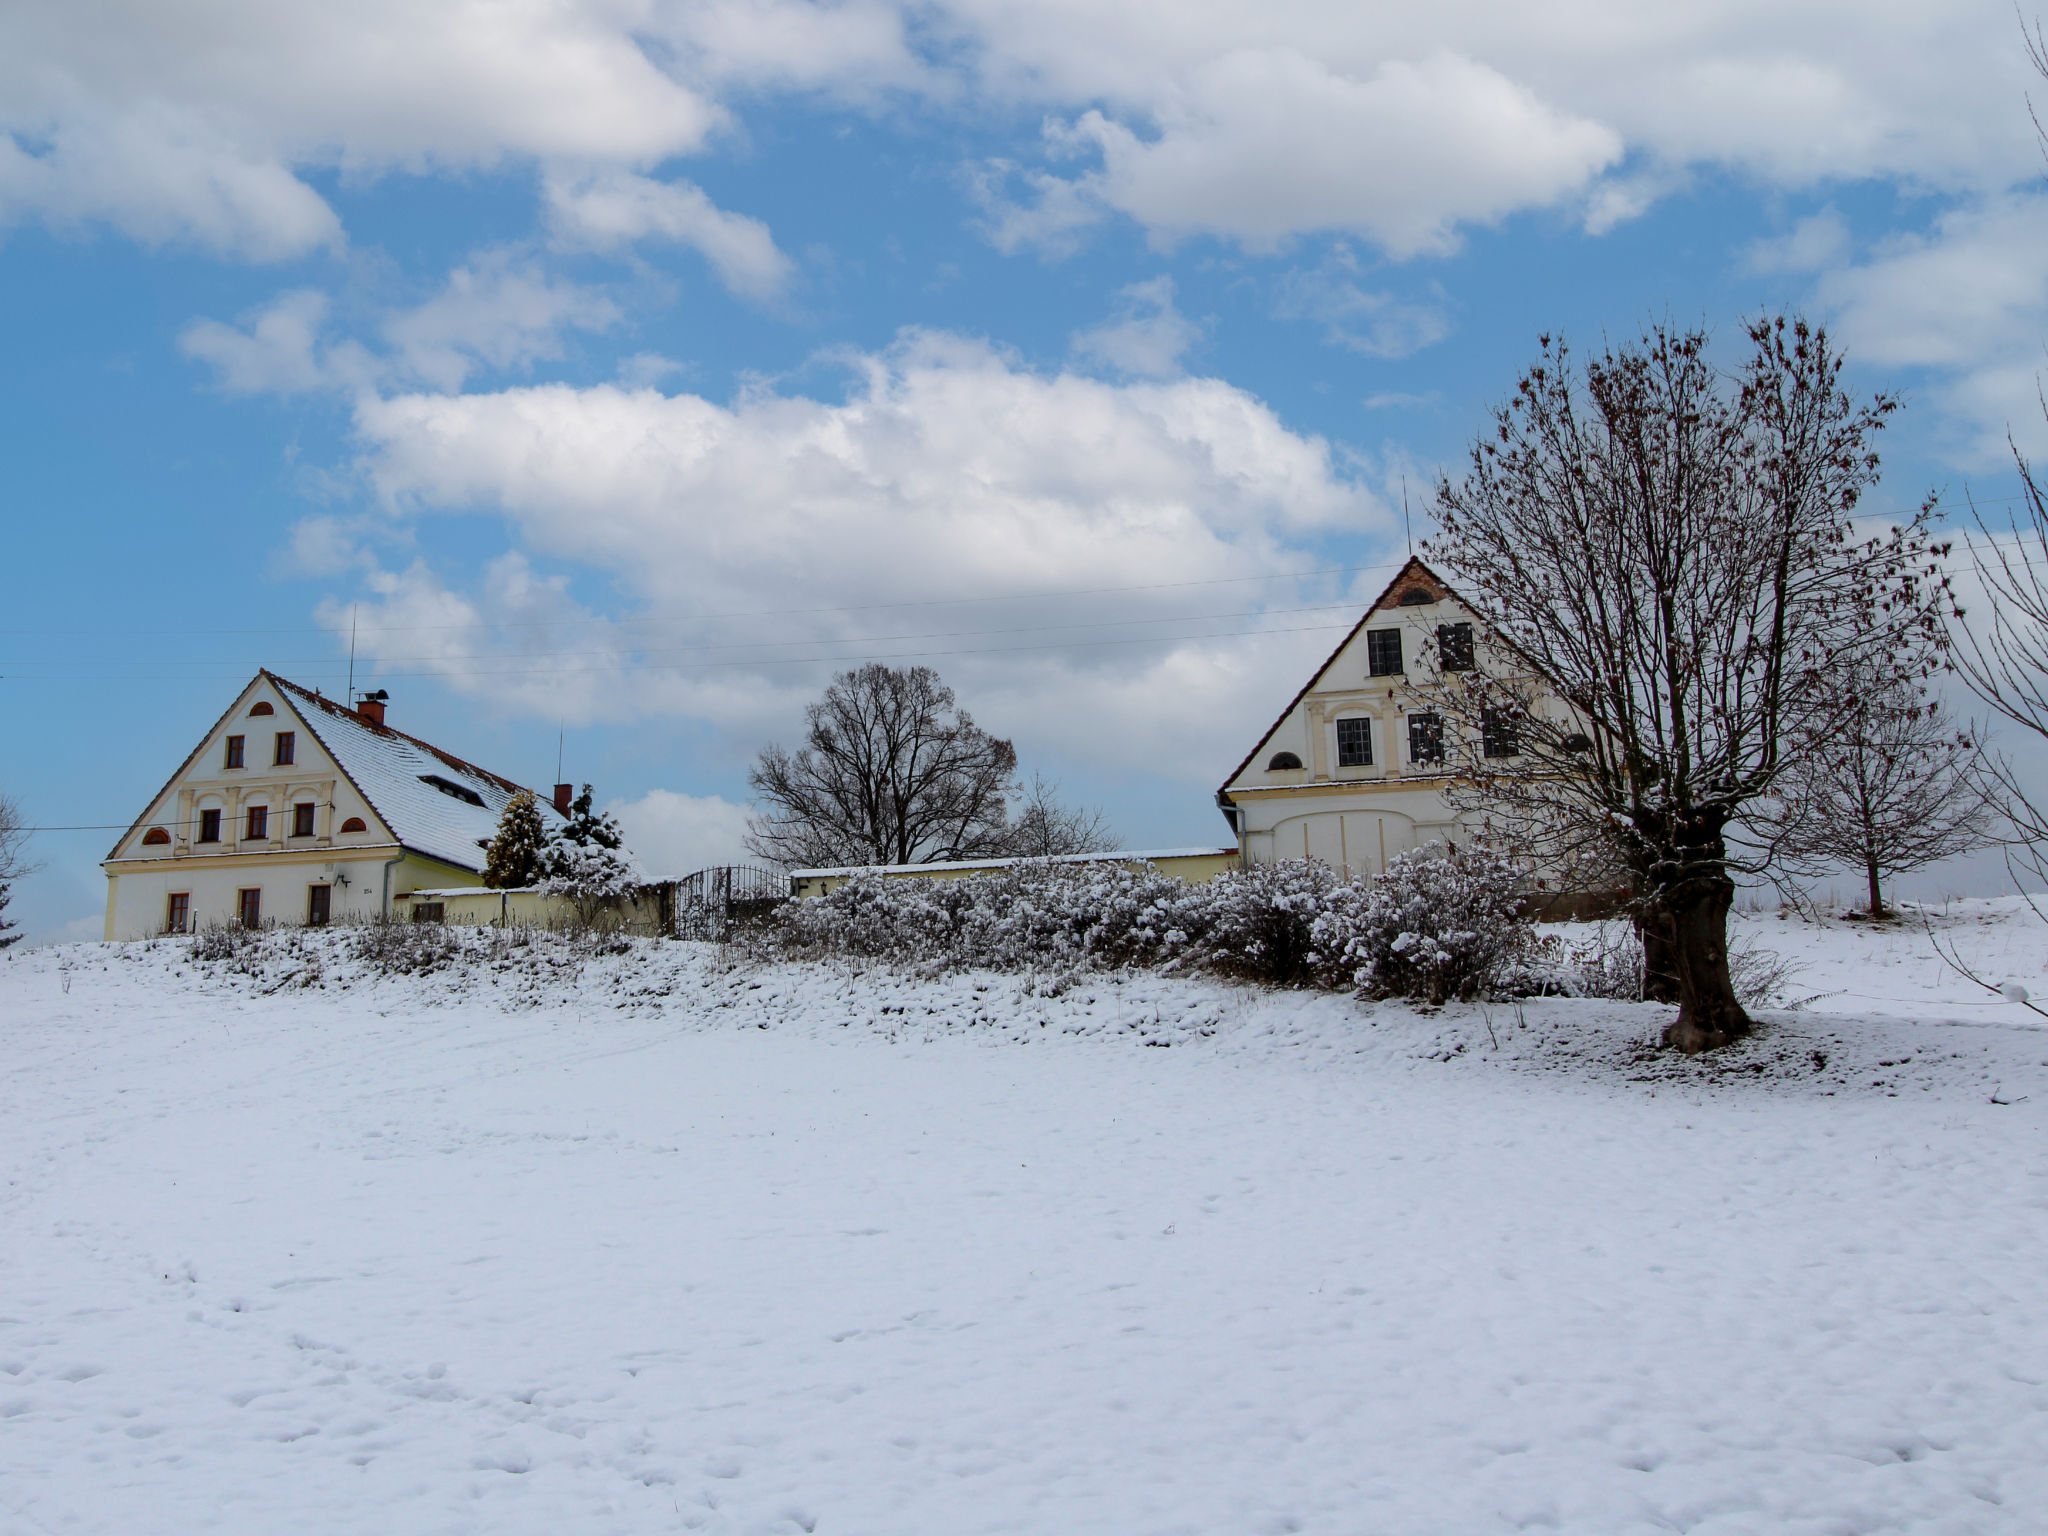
946,0,2032,255
182,254,621,397
331,330,1386,774
1273,250,1451,358
1745,207,1852,274
1064,50,1619,257
179,288,333,394
1819,195,2048,462
544,169,795,299
382,254,622,392
1070,277,1201,377
4,3,2033,266
0,0,733,258
608,789,756,878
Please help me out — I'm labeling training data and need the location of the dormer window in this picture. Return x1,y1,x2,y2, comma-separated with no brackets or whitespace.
1366,628,1403,676
1267,751,1303,770
419,773,485,807
224,735,245,769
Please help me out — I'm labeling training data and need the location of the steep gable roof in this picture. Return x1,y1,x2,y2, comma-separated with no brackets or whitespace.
1218,556,1472,797
105,674,282,861
268,673,566,873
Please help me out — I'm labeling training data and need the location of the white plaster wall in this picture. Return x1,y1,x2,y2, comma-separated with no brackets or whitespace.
108,855,397,939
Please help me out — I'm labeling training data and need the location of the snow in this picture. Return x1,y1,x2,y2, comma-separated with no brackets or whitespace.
3,904,2047,1534
790,848,1235,879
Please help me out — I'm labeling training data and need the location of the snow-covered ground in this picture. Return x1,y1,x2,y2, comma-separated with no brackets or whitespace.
4,904,2047,1535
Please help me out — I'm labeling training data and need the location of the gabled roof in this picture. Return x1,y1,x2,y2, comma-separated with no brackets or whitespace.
1218,556,1473,798
267,673,566,873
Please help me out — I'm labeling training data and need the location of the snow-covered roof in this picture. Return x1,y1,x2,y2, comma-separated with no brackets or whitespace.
791,847,1237,880
271,674,568,875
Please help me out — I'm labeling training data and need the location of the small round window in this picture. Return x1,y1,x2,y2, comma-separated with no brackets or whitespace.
142,827,171,845
249,701,275,716
339,816,368,833
1266,751,1303,770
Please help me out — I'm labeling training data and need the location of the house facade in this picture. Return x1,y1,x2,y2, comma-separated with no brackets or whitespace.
1218,557,1514,878
101,672,569,940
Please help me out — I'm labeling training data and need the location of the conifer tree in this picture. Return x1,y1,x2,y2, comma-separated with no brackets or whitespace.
484,789,549,888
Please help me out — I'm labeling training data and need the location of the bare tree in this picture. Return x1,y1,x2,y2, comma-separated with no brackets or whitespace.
1423,318,1949,1052
1000,773,1116,858
1764,660,1996,918
1953,455,2048,896
746,664,1017,869
0,792,38,951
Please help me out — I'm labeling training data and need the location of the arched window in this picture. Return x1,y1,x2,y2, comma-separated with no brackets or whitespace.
249,701,275,716
1397,587,1433,606
142,827,171,846
1266,751,1303,770
339,816,368,833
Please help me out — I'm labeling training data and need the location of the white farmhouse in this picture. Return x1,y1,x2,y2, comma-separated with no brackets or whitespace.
101,672,570,940
1217,557,1507,876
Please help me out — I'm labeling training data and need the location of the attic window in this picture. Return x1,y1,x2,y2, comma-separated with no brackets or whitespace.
1267,751,1303,770
339,816,368,834
1397,587,1433,606
249,701,274,716
419,772,486,807
142,827,171,846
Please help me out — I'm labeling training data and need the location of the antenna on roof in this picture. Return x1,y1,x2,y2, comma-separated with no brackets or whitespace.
556,727,564,785
1401,476,1414,558
347,605,358,702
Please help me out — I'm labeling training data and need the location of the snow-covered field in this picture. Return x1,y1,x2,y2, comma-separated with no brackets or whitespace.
4,905,2048,1535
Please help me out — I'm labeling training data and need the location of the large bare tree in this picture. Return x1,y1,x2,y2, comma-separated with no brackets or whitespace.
746,664,1018,868
1765,659,1995,919
1423,318,1950,1052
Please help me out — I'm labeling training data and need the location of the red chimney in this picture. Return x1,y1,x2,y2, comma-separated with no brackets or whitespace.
553,783,573,815
356,689,388,726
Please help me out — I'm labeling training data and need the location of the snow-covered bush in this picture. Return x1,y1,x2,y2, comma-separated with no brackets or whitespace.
758,860,1194,973
1170,860,1356,986
1313,841,1533,1004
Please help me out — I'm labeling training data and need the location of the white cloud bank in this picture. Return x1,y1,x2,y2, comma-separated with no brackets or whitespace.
327,331,1385,777
1,1,2034,264
608,789,755,879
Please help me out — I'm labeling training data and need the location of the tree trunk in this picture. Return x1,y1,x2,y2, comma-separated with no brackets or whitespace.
1659,873,1750,1053
1866,856,1886,921
1637,907,1681,1004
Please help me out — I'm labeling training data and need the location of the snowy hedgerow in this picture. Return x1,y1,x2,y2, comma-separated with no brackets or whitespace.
1314,842,1532,1004
1171,860,1356,986
757,860,1196,973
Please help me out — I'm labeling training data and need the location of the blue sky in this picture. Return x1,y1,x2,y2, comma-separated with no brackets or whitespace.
5,0,2046,938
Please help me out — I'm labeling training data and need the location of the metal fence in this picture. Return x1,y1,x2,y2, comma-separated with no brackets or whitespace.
670,864,788,940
